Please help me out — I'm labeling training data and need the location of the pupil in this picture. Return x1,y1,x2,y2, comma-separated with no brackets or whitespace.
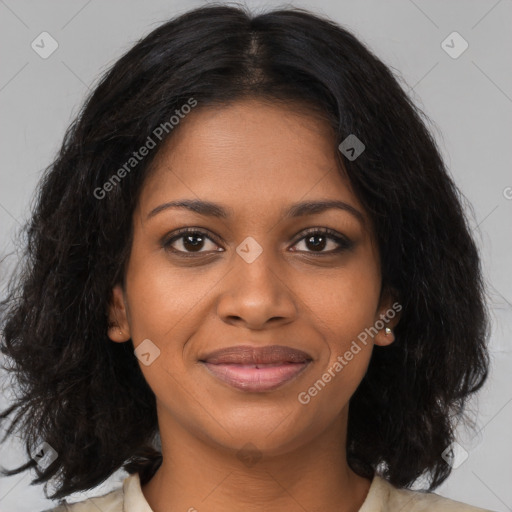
307,234,326,251
184,234,203,251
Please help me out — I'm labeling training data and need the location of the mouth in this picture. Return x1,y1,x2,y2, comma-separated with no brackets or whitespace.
199,345,313,392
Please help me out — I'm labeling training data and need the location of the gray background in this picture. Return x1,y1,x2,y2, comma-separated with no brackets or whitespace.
0,0,511,511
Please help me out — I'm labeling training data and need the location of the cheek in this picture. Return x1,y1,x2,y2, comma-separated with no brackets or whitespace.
296,257,380,398
123,254,199,406
298,276,376,413
124,249,209,342
300,257,381,344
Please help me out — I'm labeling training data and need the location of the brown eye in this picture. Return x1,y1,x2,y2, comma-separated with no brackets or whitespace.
163,229,222,254
291,228,353,254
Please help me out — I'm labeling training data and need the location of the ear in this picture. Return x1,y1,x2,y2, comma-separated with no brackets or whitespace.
373,286,402,347
107,283,131,343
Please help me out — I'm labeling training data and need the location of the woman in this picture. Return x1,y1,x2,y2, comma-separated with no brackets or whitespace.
0,4,495,511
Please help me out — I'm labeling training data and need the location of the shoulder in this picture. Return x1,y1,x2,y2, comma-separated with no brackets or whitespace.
40,482,124,512
360,475,497,512
40,473,151,512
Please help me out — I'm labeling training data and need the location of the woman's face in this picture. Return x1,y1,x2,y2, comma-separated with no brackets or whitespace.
109,98,398,456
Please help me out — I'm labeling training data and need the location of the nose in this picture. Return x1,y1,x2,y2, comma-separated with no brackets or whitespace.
216,246,298,330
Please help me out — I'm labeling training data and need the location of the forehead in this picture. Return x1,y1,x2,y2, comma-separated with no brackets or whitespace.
138,98,365,224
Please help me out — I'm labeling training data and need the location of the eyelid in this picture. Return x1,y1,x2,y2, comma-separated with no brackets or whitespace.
290,227,351,246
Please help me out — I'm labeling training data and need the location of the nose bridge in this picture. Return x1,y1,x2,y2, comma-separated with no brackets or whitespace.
234,234,282,294
216,235,297,326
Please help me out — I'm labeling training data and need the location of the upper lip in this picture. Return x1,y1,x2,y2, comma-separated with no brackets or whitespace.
200,345,313,365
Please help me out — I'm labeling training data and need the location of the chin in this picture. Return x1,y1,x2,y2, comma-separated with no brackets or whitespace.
197,409,326,458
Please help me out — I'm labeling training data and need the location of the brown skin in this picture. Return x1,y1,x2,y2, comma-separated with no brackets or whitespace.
108,98,400,512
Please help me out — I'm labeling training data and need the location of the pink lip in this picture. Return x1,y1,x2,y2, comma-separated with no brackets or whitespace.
202,361,311,392
199,345,312,392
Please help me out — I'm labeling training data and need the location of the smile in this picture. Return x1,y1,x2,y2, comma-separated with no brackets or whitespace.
201,361,311,392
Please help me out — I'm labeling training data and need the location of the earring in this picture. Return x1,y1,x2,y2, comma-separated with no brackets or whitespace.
385,327,392,336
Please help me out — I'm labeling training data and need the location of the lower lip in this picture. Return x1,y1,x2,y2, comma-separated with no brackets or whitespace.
201,361,311,392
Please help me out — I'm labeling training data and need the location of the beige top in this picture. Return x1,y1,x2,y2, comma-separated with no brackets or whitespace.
42,472,496,512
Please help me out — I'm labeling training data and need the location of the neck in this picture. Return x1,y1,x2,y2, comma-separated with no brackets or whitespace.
141,407,372,512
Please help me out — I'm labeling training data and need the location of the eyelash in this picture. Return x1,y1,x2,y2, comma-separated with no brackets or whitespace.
161,227,353,257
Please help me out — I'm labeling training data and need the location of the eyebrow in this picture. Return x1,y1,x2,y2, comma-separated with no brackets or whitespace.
146,199,365,225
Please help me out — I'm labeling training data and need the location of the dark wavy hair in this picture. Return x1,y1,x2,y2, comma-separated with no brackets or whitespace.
0,3,490,502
